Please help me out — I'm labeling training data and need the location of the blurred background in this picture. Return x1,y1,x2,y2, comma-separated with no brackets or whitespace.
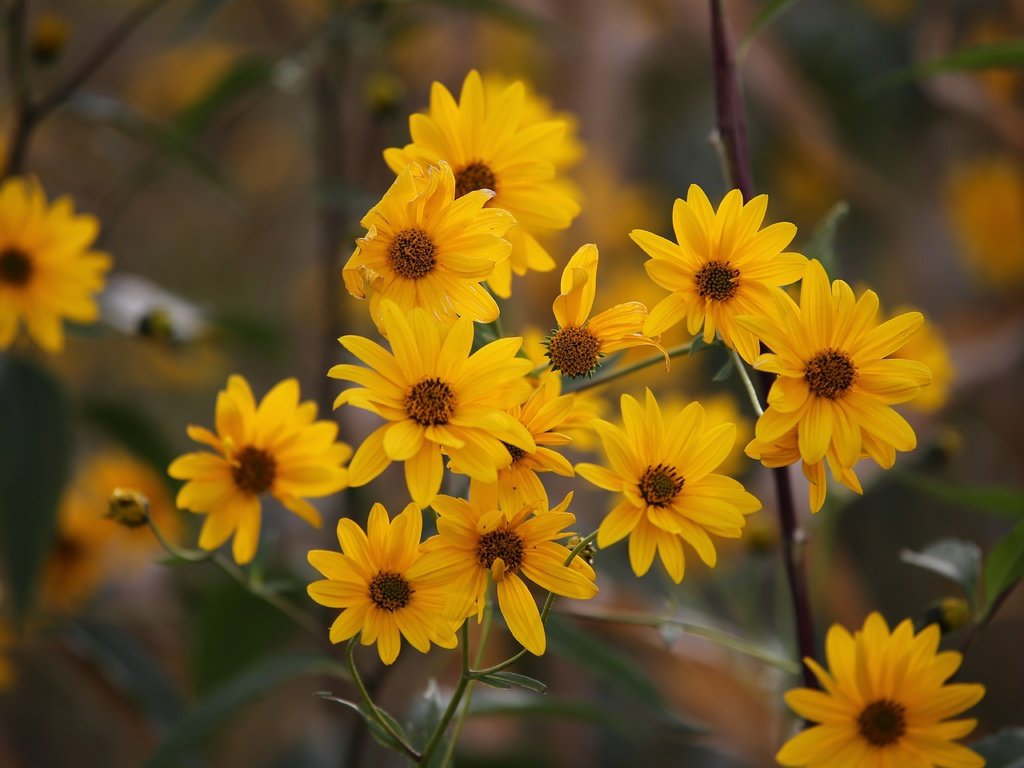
1,0,1023,765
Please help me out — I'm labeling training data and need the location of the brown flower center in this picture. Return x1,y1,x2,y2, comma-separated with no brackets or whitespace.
502,441,527,463
232,446,277,495
476,527,525,573
695,260,740,301
454,161,498,198
857,699,907,747
546,326,602,378
0,247,33,286
639,463,684,506
368,570,413,612
805,348,856,400
405,377,457,426
388,228,437,279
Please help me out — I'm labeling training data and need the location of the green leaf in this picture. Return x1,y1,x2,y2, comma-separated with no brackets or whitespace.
982,521,1024,619
900,539,981,612
803,201,849,277
711,356,734,382
740,0,803,57
474,671,548,694
688,334,717,356
318,694,412,753
0,355,74,621
898,472,1024,518
878,41,1024,88
420,0,547,31
80,399,177,477
173,56,274,136
971,727,1024,768
146,653,349,768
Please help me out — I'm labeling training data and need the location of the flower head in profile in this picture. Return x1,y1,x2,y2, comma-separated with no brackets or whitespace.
737,260,931,473
0,177,111,352
544,243,665,378
307,502,458,665
631,185,807,363
777,612,985,768
169,376,351,564
576,390,761,583
329,302,535,508
384,70,581,297
422,487,597,656
343,162,514,332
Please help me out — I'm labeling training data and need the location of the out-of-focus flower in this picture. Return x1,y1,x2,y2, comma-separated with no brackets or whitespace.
858,0,916,24
423,487,597,656
777,613,984,768
169,376,350,565
307,502,458,665
385,70,581,297
945,157,1024,290
30,11,70,64
0,178,111,352
330,302,534,508
101,273,208,343
576,390,761,583
343,162,513,332
544,244,664,378
962,16,1022,105
888,306,954,412
124,42,240,118
632,185,807,364
0,620,13,691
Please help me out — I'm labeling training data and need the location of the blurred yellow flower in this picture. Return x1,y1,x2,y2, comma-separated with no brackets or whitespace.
0,178,111,352
125,42,239,118
576,390,761,583
777,612,984,768
632,185,807,364
343,162,513,331
307,502,458,665
169,376,350,565
889,307,955,412
385,70,580,297
0,621,14,691
330,302,534,508
30,11,70,64
945,157,1024,289
423,487,597,656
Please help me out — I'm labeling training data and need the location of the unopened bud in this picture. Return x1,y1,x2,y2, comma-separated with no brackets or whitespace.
363,72,404,116
922,596,971,634
745,521,778,555
31,12,70,65
137,308,175,342
565,534,596,565
107,488,150,528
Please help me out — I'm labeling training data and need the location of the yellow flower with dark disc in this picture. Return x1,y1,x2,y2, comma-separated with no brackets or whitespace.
0,177,111,352
777,612,984,768
169,376,351,565
307,502,458,665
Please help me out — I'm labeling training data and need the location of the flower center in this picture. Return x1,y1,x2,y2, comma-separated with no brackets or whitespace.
546,325,602,378
454,161,498,198
857,699,907,747
476,527,525,573
502,441,527,463
695,260,740,301
639,463,684,506
388,228,437,279
405,377,457,426
805,348,857,400
0,247,33,286
368,570,413,612
231,446,277,495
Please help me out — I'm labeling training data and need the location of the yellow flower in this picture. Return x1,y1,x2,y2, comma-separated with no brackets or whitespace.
329,301,535,508
544,243,665,378
343,161,514,331
422,487,597,655
777,612,985,768
889,307,955,413
384,70,581,298
469,377,576,511
168,376,350,565
307,502,458,665
737,260,931,472
576,390,761,583
125,42,239,118
0,178,111,352
631,185,807,364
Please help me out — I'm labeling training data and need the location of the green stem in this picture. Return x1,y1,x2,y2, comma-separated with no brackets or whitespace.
440,599,493,767
420,622,472,764
730,347,764,417
346,637,423,762
564,341,700,393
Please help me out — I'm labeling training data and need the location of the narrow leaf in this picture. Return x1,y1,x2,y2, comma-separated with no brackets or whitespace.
898,472,1024,518
740,0,803,56
971,727,1024,768
982,521,1024,619
474,671,548,694
803,201,849,277
900,539,981,611
877,41,1024,88
80,399,177,477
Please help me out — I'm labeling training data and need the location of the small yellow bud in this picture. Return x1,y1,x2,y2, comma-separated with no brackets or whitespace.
137,308,175,342
107,488,150,528
744,521,778,555
565,534,596,565
30,12,70,65
922,596,971,634
363,72,404,116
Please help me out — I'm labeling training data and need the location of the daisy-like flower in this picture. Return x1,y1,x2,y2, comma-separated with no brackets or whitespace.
737,259,932,472
423,487,597,655
168,376,351,564
329,301,535,508
544,243,665,378
777,612,985,768
469,377,576,511
307,502,458,665
343,161,514,331
576,390,761,583
384,69,581,298
0,177,111,352
631,184,807,363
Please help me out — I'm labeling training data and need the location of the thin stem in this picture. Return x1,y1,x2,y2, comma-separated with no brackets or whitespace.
960,582,1019,656
3,0,31,178
345,637,423,762
564,341,699,393
440,599,494,767
708,0,818,690
730,347,764,417
420,622,472,764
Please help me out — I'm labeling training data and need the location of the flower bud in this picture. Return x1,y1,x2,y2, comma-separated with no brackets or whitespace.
922,596,971,634
31,12,70,65
107,488,150,528
565,534,596,565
